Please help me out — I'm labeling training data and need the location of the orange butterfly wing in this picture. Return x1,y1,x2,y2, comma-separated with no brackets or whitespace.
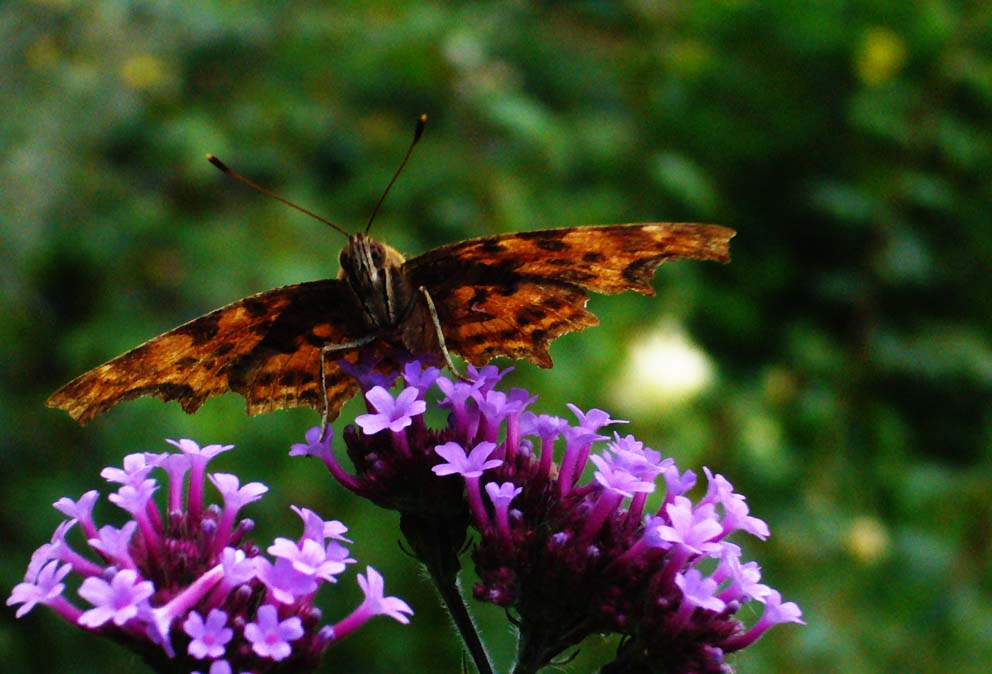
47,280,366,424
405,223,735,366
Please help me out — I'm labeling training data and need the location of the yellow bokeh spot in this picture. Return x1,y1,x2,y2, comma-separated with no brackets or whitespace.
844,515,891,564
855,28,907,86
120,54,169,92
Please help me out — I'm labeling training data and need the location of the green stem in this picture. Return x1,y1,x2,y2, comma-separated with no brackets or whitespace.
400,512,494,674
430,567,495,674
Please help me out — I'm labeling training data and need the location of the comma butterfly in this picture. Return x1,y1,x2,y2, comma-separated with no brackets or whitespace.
48,117,735,425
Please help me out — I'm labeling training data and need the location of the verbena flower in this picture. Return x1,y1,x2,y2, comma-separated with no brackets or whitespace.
293,356,803,674
8,439,412,674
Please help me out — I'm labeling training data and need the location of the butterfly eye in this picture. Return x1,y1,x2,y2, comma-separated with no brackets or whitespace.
369,243,386,268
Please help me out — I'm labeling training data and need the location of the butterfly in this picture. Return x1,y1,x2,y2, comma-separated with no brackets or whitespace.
47,119,735,425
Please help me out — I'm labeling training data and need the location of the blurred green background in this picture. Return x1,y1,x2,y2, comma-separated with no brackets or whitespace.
2,1,991,672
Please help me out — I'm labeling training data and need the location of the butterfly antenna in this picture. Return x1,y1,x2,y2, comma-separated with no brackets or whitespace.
365,113,427,234
206,154,350,239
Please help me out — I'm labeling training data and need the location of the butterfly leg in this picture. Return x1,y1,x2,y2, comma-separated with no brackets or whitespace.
319,336,378,438
418,286,468,380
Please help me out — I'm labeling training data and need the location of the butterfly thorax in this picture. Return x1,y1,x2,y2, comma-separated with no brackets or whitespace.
338,234,414,331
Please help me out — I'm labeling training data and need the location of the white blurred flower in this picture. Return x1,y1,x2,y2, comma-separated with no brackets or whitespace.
612,320,714,411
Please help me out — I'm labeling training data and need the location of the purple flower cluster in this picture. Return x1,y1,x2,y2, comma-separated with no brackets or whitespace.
8,439,411,674
293,360,803,674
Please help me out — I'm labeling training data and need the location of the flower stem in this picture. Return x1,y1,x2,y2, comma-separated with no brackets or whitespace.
436,574,494,674
400,512,494,674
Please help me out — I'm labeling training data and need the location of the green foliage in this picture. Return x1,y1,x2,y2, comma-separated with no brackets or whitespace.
2,1,990,672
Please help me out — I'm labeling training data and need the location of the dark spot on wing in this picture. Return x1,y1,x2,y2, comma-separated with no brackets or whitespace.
498,328,519,341
242,297,270,317
296,390,321,405
254,372,277,387
132,383,197,410
559,270,596,283
278,369,312,385
464,333,490,346
535,238,570,252
181,313,221,344
619,230,650,253
583,251,605,263
515,306,545,327
622,255,667,285
496,281,519,296
478,239,507,254
175,356,197,370
305,332,328,347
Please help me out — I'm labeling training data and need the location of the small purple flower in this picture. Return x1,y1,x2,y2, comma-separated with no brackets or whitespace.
209,473,268,551
433,441,502,478
486,482,522,544
355,386,426,434
676,568,727,614
435,376,481,431
290,425,329,458
289,426,359,491
607,433,670,482
330,567,414,642
466,364,513,393
244,604,303,661
7,560,72,618
166,438,234,461
520,412,565,439
88,521,138,569
715,549,771,603
213,547,256,592
101,453,162,485
167,438,233,520
108,478,158,516
210,473,268,510
184,608,233,659
255,556,317,605
661,463,698,504
339,351,399,390
661,498,723,549
403,360,441,392
434,441,502,528
720,492,771,540
356,566,414,623
486,482,522,508
53,490,100,540
268,537,352,583
77,568,155,628
722,590,805,652
589,453,657,498
292,505,352,545
566,403,627,433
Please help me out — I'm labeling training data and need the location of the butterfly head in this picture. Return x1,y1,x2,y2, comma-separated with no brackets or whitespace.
339,234,410,327
340,234,405,276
